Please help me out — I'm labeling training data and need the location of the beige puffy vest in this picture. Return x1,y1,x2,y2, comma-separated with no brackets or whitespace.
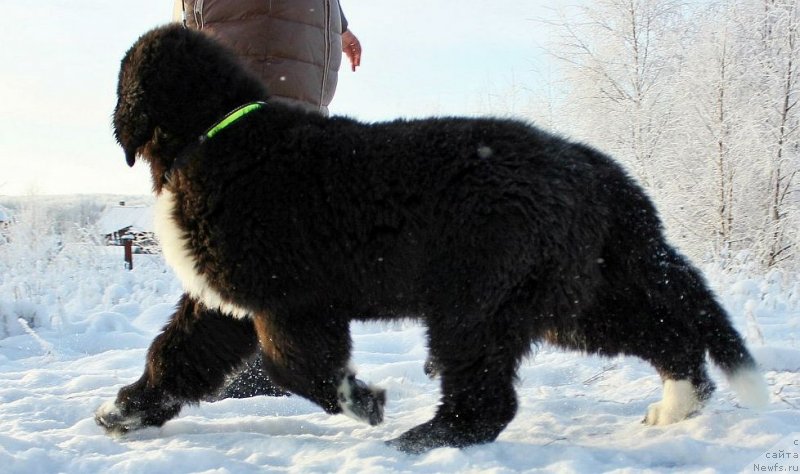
174,0,344,115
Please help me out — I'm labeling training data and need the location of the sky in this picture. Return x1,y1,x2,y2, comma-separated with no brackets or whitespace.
0,1,553,196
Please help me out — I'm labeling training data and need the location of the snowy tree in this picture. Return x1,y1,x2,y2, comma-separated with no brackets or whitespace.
749,0,800,268
664,2,756,263
540,0,800,271
544,0,687,188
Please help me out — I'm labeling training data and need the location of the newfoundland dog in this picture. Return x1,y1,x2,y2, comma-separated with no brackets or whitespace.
95,24,767,453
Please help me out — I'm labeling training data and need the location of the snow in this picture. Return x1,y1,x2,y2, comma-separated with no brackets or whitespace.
95,205,155,235
1,248,798,473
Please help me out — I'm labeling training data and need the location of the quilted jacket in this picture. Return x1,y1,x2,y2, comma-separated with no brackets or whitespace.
174,0,347,114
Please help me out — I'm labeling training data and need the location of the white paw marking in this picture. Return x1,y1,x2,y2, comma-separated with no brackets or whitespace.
155,190,252,319
336,371,384,425
337,374,361,421
644,379,702,426
95,400,143,434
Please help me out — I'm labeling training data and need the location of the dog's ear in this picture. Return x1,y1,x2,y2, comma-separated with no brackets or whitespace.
113,38,159,168
113,85,153,168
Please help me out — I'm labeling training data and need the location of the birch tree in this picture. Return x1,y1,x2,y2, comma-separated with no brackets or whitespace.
537,0,800,270
747,0,800,268
670,2,752,261
545,0,686,188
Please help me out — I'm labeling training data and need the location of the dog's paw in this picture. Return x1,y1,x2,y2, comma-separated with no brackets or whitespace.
644,400,699,425
95,391,182,436
643,380,702,426
95,400,145,436
387,423,442,454
386,418,488,454
337,374,386,426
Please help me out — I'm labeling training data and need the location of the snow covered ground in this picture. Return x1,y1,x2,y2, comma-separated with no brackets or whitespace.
1,245,798,473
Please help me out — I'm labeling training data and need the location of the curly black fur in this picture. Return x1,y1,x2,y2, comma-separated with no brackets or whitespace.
97,24,763,453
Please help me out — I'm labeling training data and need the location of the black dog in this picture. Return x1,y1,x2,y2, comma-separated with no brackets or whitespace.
95,25,767,453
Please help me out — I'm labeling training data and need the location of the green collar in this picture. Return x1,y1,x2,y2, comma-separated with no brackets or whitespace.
169,101,266,175
202,101,267,141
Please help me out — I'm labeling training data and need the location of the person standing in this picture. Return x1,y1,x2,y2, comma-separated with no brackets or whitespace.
173,0,361,115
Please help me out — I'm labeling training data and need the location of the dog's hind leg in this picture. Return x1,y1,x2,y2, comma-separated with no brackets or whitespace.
643,249,766,423
95,294,259,435
603,245,766,425
252,311,386,426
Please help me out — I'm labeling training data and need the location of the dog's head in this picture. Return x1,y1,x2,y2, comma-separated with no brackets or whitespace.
114,25,268,189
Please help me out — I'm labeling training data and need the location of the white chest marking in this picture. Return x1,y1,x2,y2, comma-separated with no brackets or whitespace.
154,190,252,319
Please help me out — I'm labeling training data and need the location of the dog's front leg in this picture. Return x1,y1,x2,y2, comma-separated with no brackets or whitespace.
95,294,259,435
252,312,385,426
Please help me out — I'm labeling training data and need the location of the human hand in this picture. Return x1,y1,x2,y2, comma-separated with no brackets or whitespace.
342,30,362,72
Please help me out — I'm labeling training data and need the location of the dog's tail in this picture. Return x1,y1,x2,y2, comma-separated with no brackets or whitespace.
704,306,769,408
